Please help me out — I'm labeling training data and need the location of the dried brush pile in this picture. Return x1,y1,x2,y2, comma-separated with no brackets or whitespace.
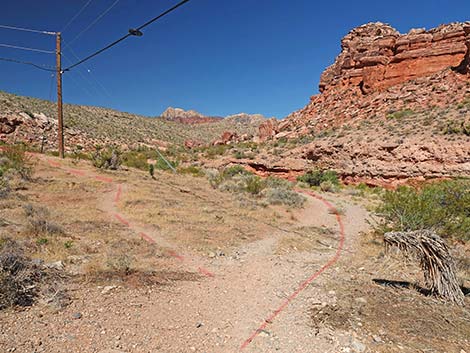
0,239,69,310
384,230,465,305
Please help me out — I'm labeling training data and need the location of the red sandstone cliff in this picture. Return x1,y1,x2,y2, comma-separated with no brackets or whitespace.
258,22,470,140
254,22,470,184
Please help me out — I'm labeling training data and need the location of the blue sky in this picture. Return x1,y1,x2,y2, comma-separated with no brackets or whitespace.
1,0,469,118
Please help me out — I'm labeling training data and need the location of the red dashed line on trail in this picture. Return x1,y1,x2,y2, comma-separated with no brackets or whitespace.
139,232,156,244
95,175,114,183
167,250,185,262
198,267,215,278
42,157,216,280
114,213,130,227
47,160,61,168
114,184,122,204
67,168,87,176
240,189,346,350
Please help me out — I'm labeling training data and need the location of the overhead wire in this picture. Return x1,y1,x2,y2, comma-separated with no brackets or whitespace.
64,0,192,72
0,56,55,72
62,51,113,101
66,0,121,46
0,24,56,35
0,43,55,54
61,0,95,33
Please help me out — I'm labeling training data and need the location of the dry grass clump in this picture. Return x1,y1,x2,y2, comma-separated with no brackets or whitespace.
23,204,63,236
0,238,69,310
384,230,465,304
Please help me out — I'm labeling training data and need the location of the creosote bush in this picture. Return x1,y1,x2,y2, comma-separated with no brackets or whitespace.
297,169,340,191
376,179,470,241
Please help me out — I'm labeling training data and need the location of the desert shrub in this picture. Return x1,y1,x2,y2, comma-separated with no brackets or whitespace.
375,180,470,241
0,144,33,180
222,165,252,178
24,204,63,236
261,188,305,207
265,176,293,190
177,165,204,177
386,109,414,120
0,239,41,309
0,177,10,199
148,163,155,178
297,169,339,188
244,175,266,195
91,146,121,170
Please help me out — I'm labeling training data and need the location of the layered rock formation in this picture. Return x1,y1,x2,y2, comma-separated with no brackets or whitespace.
320,22,470,94
255,22,470,184
160,107,222,124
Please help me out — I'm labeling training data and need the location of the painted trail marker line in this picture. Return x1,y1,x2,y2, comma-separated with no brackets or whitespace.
44,157,215,279
240,189,346,350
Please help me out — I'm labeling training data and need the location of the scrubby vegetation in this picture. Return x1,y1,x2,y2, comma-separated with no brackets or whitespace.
91,146,122,170
297,169,340,192
375,179,470,241
0,144,33,180
207,165,305,207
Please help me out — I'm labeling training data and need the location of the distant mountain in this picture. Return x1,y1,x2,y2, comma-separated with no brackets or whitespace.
160,107,223,124
159,107,270,126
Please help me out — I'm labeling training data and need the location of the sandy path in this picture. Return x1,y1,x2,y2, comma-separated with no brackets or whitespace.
19,157,371,352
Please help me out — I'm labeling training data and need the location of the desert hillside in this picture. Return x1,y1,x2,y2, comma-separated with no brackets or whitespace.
0,91,266,152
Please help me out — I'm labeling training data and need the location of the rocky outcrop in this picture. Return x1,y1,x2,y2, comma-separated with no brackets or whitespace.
160,107,222,124
319,22,470,94
268,22,470,139
254,21,470,184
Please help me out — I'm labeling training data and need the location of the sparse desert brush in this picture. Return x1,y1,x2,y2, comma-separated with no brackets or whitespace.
24,204,63,236
386,108,414,120
91,145,121,170
0,238,69,310
297,169,340,189
0,144,33,180
177,165,204,177
261,187,305,207
375,179,470,241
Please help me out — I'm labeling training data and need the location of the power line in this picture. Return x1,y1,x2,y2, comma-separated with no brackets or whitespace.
67,0,121,46
61,0,95,32
64,0,192,72
0,56,55,72
0,43,55,54
0,24,56,35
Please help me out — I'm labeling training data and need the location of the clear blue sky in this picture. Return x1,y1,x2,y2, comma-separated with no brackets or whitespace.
1,0,469,118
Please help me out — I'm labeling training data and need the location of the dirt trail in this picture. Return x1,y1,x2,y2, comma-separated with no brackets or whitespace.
93,166,371,352
5,156,371,352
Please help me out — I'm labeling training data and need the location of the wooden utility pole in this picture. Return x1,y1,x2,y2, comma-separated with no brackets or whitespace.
56,32,64,158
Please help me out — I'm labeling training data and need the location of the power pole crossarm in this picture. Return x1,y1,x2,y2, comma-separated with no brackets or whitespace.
56,32,64,158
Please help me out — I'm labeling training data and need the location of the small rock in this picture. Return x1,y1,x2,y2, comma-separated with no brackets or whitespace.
72,312,82,320
355,297,367,304
208,252,216,259
44,260,64,270
351,339,366,352
101,285,117,295
372,335,382,343
196,322,204,328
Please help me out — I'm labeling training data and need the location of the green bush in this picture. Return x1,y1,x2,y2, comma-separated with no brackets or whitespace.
0,145,33,180
375,180,470,240
91,146,121,170
297,169,339,188
177,166,204,177
261,188,305,207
